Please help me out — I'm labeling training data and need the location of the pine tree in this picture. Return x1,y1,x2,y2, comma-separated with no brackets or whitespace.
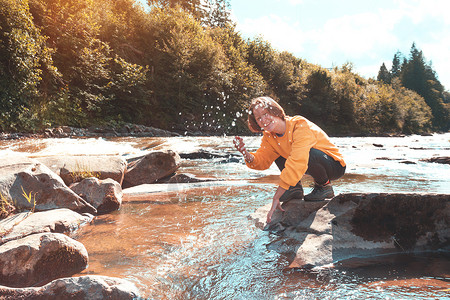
377,63,391,83
391,51,402,78
205,0,231,28
400,43,449,130
147,0,206,20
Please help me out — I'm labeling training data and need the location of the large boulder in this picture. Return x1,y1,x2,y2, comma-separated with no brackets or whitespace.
35,155,127,186
0,157,96,214
123,150,180,188
0,208,93,245
0,232,88,287
249,193,450,267
0,275,140,300
70,177,122,214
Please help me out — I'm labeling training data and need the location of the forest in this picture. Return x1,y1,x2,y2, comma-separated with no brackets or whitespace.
0,0,449,135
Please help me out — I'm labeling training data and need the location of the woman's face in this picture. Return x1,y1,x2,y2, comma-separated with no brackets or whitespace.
253,104,281,133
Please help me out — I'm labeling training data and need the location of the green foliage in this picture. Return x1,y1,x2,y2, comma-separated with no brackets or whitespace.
21,185,36,212
70,161,101,183
0,192,15,219
146,8,224,127
29,0,113,126
204,0,232,28
400,43,448,130
377,63,391,84
0,1,441,136
377,43,449,131
148,0,206,21
391,51,402,78
104,56,150,123
0,0,54,131
210,25,266,132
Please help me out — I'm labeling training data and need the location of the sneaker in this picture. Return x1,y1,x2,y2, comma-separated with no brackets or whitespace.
279,183,303,202
304,184,334,201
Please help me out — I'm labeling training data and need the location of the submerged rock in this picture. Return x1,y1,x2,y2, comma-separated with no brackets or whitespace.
123,150,180,188
0,232,88,287
70,177,122,214
157,173,218,184
0,157,96,214
249,193,450,268
179,150,239,160
420,156,450,165
0,275,140,300
0,208,93,245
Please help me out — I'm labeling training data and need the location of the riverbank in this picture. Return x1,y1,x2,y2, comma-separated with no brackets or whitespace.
0,124,180,141
1,123,445,141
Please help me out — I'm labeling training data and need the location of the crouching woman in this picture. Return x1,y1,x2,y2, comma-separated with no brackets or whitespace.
233,96,346,223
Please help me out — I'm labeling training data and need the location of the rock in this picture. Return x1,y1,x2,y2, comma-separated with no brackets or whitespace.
70,177,122,214
0,208,93,245
0,157,96,214
157,173,218,184
179,150,239,160
375,157,402,161
249,193,450,268
35,155,127,186
122,150,180,188
119,123,179,137
420,156,450,165
251,199,328,231
218,157,242,163
0,275,140,299
0,233,88,287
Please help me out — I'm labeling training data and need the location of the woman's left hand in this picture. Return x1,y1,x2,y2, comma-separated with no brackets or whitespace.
266,198,285,223
266,186,286,223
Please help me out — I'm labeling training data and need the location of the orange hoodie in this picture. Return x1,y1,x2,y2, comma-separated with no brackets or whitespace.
246,116,345,190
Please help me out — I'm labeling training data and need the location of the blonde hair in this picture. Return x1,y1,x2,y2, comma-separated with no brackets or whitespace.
247,96,286,132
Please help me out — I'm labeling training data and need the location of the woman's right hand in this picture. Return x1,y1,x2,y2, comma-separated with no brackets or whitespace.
233,136,254,163
233,136,246,154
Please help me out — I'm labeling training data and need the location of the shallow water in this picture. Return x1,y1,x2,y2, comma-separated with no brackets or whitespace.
1,133,449,299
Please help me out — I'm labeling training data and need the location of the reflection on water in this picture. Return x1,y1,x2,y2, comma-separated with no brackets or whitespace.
1,133,449,298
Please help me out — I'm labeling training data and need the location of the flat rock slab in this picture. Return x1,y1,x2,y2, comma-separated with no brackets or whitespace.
0,232,88,287
0,208,93,245
0,275,140,300
123,180,248,200
249,193,450,268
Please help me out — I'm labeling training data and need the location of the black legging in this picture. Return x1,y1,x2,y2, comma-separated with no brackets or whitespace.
275,148,345,185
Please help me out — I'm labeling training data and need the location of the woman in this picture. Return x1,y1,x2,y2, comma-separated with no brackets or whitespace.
233,96,346,223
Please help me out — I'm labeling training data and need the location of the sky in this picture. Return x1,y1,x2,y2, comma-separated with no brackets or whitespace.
228,0,450,89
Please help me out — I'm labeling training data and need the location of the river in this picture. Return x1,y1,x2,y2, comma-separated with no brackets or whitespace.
1,133,449,299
